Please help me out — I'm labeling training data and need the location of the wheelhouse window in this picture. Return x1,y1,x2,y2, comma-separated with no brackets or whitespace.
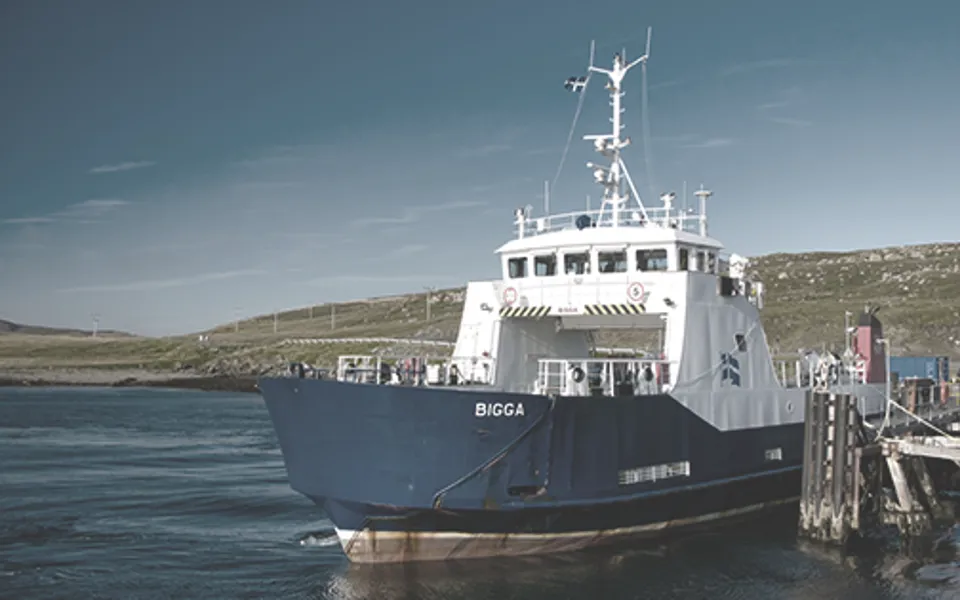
707,252,717,274
678,248,689,271
636,249,668,272
734,333,747,353
696,250,706,272
507,257,528,278
598,250,627,273
564,252,591,275
534,254,557,276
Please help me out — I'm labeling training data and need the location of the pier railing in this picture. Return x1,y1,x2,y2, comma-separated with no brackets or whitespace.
536,357,675,396
336,354,496,387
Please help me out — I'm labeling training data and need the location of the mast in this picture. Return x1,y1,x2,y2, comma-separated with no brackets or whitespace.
694,185,712,237
582,27,652,228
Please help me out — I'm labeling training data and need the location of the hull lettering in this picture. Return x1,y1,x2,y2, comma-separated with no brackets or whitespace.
475,402,525,417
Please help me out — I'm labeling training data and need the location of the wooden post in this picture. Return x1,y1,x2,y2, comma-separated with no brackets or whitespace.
885,456,915,513
910,456,951,521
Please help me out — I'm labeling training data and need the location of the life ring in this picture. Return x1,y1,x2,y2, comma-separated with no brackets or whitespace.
571,366,586,383
627,282,645,303
643,365,655,383
503,287,518,306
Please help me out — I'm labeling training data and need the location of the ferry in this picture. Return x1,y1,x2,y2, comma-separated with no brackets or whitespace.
258,30,890,563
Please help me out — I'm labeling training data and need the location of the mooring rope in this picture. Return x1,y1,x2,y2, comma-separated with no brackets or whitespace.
431,395,558,510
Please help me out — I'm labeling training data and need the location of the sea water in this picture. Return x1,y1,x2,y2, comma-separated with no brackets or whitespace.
1,387,958,599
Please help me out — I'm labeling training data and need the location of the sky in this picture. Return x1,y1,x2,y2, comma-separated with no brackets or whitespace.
2,0,959,336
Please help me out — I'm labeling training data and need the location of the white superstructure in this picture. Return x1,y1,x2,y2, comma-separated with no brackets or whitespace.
334,28,887,430
445,30,887,428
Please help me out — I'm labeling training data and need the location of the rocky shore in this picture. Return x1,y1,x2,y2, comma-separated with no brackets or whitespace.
0,368,260,394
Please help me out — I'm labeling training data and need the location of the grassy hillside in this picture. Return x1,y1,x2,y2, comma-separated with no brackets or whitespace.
0,319,132,338
752,242,960,357
1,242,958,376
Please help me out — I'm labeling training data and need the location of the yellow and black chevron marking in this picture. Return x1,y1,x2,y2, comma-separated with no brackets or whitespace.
499,306,553,318
583,303,646,316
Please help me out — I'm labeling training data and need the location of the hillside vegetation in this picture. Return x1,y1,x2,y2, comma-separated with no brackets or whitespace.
753,242,960,357
0,319,131,338
1,242,958,377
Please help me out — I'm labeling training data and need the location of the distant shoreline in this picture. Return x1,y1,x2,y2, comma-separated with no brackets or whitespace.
0,369,260,394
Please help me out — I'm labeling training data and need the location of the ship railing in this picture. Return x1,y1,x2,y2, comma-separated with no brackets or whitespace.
515,207,703,239
336,354,496,387
536,357,675,397
774,359,812,388
773,358,869,389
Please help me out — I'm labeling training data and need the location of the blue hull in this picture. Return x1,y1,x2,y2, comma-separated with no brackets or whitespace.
258,377,803,562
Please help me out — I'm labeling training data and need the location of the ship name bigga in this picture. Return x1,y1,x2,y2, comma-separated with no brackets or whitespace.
474,402,525,417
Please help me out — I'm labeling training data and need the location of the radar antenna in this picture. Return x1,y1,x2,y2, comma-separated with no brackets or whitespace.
694,185,713,236
582,26,653,227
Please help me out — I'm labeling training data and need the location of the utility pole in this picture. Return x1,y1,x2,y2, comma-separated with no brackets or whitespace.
844,310,853,354
91,314,100,338
233,307,241,333
309,305,314,320
424,287,436,321
273,310,278,334
331,304,336,330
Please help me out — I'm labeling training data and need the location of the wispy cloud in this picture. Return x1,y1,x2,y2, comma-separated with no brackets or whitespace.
765,116,813,128
392,243,428,256
231,180,306,190
680,138,735,149
57,198,129,216
352,200,485,227
2,199,129,226
523,146,561,156
1,241,45,251
718,58,813,77
304,273,456,287
58,269,265,293
649,79,682,91
457,143,513,158
133,238,229,255
653,133,697,144
756,87,810,127
231,145,334,171
466,176,535,194
758,100,791,110
757,85,805,111
89,160,156,174
2,217,56,225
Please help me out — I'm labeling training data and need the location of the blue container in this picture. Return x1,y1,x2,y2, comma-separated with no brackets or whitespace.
889,356,916,380
890,356,951,382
